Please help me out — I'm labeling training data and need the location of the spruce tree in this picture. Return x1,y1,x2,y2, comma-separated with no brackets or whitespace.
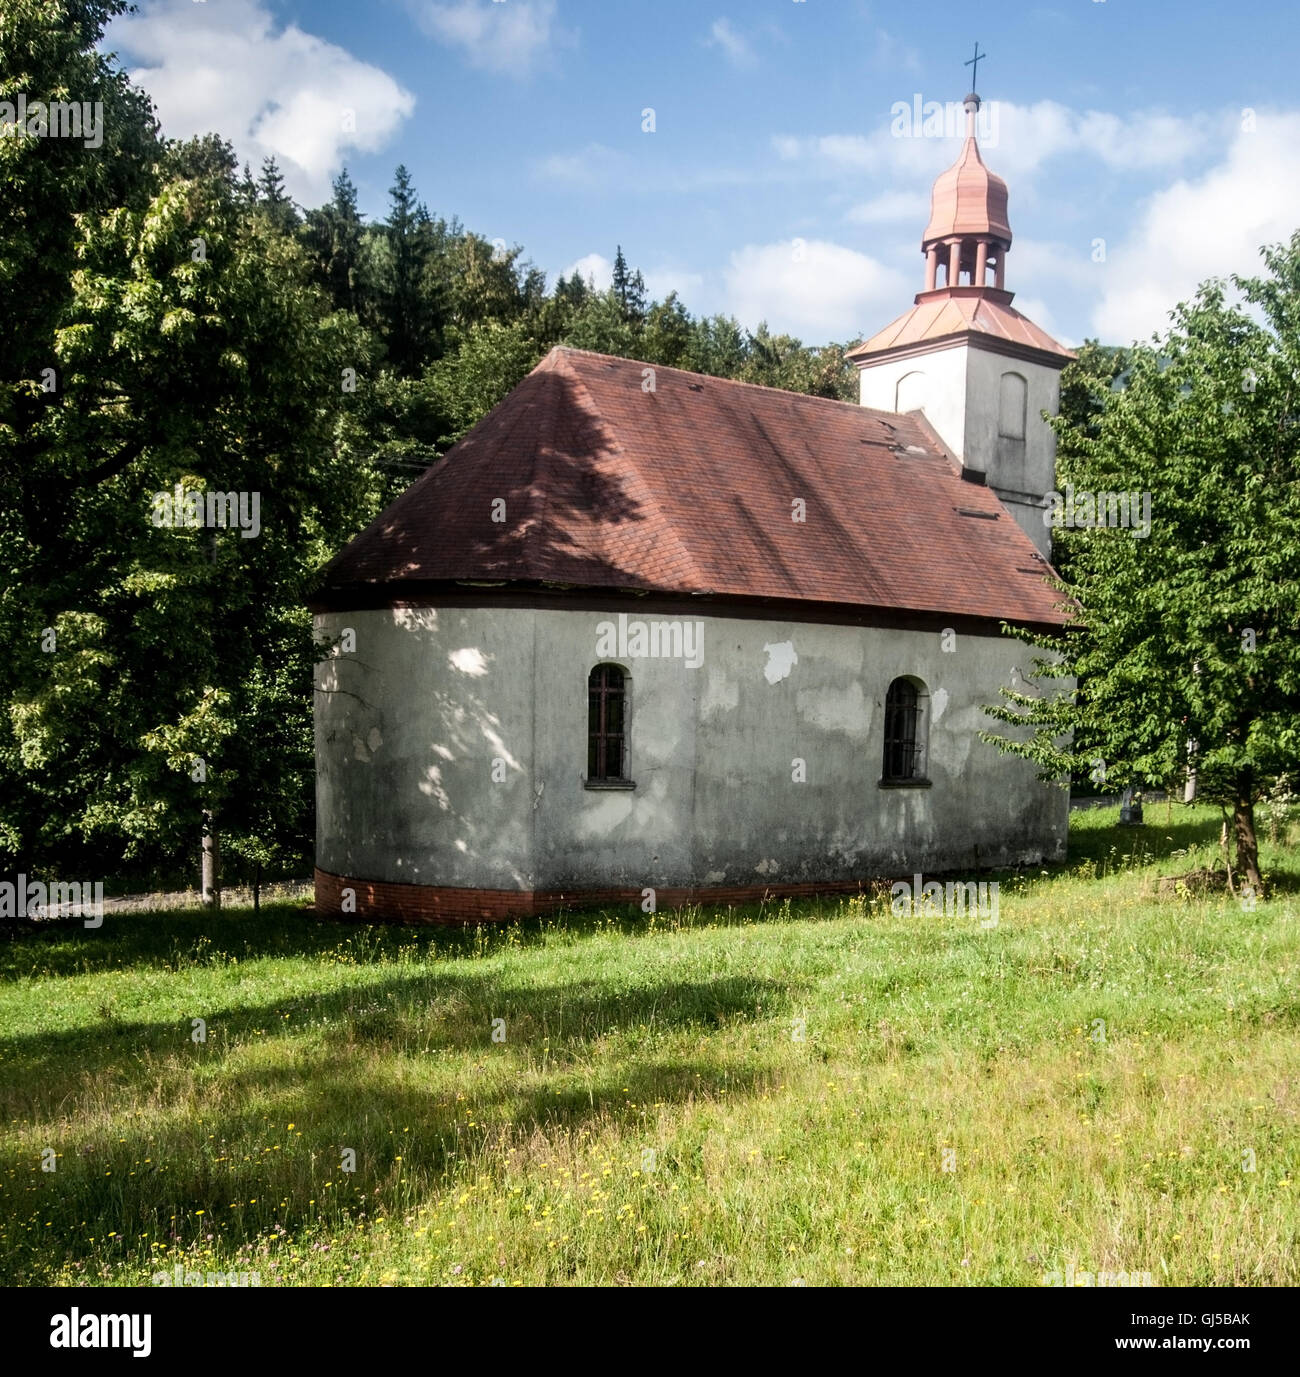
255,156,299,233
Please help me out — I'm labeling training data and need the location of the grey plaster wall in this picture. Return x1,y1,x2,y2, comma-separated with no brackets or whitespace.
314,605,1068,895
315,606,536,890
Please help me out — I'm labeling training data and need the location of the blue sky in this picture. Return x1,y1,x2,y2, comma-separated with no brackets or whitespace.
106,0,1300,348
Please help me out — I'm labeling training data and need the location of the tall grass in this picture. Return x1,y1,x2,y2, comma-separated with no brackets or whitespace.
1,805,1296,1286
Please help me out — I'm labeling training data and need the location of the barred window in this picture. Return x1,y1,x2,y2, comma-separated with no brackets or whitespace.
587,664,627,781
883,677,928,783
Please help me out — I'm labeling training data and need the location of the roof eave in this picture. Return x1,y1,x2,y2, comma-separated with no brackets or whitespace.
307,577,1071,636
849,327,1076,369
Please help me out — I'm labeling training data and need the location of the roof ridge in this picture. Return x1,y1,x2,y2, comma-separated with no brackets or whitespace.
542,345,905,423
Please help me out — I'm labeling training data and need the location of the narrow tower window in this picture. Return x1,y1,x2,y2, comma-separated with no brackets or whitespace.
998,371,1028,441
587,664,628,782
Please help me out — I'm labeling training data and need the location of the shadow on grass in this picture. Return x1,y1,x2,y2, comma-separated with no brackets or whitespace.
3,805,1291,989
1065,806,1225,868
0,969,779,1280
1061,805,1300,896
0,967,794,1111
0,890,849,983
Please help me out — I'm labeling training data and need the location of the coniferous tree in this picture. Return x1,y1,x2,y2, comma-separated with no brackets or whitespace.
375,165,443,375
255,156,299,234
611,244,647,325
237,161,257,207
612,245,630,306
302,168,367,316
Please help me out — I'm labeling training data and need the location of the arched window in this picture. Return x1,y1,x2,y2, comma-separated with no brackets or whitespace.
998,371,1028,441
882,677,929,783
587,664,628,781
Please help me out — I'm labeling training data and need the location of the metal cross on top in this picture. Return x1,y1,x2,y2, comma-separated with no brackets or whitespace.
964,41,987,92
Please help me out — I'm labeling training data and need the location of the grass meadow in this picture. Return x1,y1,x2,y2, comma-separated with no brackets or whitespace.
1,803,1296,1287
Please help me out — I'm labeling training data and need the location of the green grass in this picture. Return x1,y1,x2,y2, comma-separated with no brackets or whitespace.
1,804,1297,1287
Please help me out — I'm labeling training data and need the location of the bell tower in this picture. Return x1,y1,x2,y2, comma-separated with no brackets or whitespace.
848,77,1075,558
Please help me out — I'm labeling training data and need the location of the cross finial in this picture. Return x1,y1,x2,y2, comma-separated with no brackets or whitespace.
964,41,986,93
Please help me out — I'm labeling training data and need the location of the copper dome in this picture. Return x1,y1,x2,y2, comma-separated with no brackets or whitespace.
922,136,1012,248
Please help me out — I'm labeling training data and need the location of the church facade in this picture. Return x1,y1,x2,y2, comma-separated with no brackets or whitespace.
311,93,1076,924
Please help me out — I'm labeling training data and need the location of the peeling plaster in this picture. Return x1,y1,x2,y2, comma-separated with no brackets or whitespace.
762,641,798,684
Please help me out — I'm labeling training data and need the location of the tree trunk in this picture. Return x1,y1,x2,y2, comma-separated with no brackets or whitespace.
1233,796,1264,897
253,861,261,917
201,813,221,911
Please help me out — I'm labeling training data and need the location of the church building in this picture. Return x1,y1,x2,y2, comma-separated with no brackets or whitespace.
311,91,1076,923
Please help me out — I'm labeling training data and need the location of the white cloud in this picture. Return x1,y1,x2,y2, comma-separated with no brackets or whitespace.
562,252,613,291
705,19,757,69
846,190,929,224
535,143,626,186
773,100,1217,190
1075,109,1210,170
723,239,908,340
645,265,706,301
772,129,951,184
986,102,1216,180
1091,111,1300,343
110,0,414,204
1009,238,1100,294
413,0,562,77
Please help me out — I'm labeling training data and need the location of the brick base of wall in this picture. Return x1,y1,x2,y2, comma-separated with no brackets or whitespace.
313,867,891,926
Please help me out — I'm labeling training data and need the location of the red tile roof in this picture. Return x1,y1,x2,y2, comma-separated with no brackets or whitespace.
317,348,1069,628
847,287,1076,362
